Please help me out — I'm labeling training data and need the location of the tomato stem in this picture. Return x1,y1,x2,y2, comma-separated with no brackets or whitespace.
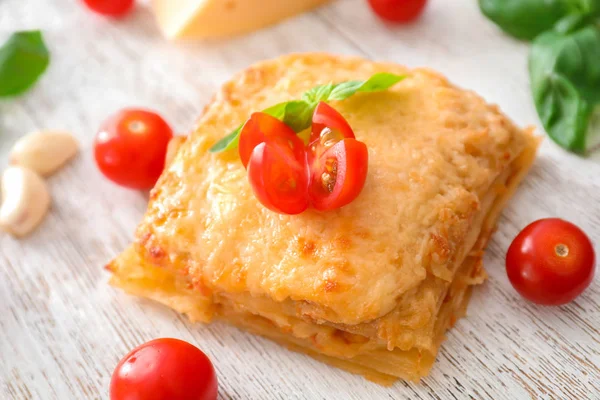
554,243,569,258
128,120,145,134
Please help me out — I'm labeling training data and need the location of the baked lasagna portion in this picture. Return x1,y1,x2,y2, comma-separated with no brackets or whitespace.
107,53,539,384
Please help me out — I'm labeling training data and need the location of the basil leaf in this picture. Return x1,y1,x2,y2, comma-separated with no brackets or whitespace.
328,72,404,101
209,101,291,152
479,0,572,40
282,100,314,132
302,82,334,104
209,72,404,153
263,101,289,119
479,0,600,41
0,31,50,97
358,72,405,92
209,127,241,153
588,105,600,149
529,22,600,152
328,81,364,101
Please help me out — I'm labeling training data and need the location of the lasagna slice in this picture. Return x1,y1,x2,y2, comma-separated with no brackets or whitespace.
107,53,539,384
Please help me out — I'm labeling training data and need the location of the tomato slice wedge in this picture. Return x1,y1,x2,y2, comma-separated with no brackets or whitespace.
239,112,304,168
308,138,368,211
309,102,355,162
247,142,309,215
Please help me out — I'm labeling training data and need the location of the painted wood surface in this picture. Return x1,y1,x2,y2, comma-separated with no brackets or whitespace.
1,0,599,399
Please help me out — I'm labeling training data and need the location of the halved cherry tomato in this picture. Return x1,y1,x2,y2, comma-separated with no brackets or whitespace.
239,112,305,168
94,108,173,190
82,0,135,17
367,0,428,23
247,142,309,214
309,102,355,162
241,103,368,214
506,218,595,305
308,139,368,211
307,103,368,210
110,338,217,400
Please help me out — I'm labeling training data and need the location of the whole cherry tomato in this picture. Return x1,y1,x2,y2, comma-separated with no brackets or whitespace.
82,0,135,17
367,0,428,23
110,338,218,400
94,108,173,190
506,218,595,305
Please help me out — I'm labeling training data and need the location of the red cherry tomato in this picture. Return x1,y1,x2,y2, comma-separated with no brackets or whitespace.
241,103,369,214
308,138,368,211
309,102,355,162
367,0,428,23
247,142,309,215
307,103,368,211
94,108,173,190
506,218,595,305
110,338,217,400
239,112,305,168
82,0,135,17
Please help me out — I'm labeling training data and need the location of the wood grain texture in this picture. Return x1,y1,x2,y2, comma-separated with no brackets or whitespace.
0,0,598,399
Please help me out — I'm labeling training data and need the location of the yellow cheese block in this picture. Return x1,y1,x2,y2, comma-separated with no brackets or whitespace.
152,0,331,39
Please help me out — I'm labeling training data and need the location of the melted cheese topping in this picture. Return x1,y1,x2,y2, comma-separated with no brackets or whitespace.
128,53,537,326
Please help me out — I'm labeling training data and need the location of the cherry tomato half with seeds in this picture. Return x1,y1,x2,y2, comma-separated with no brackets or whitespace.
307,102,368,211
309,102,355,162
309,138,368,211
110,338,218,400
247,141,310,215
239,112,305,168
506,218,595,305
82,0,135,17
367,0,428,23
94,108,173,190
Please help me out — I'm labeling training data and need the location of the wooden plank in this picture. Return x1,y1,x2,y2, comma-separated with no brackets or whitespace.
1,0,598,399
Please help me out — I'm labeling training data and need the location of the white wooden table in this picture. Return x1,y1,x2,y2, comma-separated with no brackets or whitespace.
1,1,599,399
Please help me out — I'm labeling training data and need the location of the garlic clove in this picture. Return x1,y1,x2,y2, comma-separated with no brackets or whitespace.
9,130,79,177
0,166,51,237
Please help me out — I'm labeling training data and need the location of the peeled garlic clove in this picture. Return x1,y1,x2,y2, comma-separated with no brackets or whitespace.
165,136,186,165
9,130,79,177
0,166,51,237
